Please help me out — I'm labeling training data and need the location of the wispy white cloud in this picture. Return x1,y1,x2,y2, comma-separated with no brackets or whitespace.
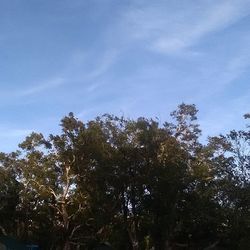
190,51,250,102
1,77,66,101
0,48,117,106
65,49,118,94
17,77,65,97
121,0,250,54
0,77,65,104
153,1,250,53
85,50,118,80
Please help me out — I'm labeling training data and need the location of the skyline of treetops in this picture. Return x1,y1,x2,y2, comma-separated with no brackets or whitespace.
0,0,250,152
1,1,250,249
0,103,249,249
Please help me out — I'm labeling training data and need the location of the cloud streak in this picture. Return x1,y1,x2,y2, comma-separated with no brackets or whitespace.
17,77,65,97
121,0,250,54
0,77,65,100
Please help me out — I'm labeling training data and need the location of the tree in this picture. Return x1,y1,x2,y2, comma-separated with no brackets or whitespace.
0,104,249,249
18,114,91,249
0,152,20,237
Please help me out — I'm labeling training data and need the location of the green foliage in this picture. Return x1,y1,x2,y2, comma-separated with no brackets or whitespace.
0,104,249,249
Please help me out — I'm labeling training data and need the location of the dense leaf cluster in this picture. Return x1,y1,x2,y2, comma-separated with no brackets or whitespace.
0,104,249,249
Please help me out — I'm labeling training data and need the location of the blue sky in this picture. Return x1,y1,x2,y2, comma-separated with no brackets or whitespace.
0,0,250,151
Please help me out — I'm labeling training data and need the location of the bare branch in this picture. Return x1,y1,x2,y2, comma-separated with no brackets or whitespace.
0,225,7,236
69,225,82,239
203,240,220,250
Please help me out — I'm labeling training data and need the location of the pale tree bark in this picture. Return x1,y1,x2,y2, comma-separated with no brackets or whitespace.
128,220,139,250
0,225,7,236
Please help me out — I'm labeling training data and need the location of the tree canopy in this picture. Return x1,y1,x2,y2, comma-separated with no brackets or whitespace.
0,104,249,249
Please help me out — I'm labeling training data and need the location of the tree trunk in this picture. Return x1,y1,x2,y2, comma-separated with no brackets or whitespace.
63,240,71,250
164,239,172,250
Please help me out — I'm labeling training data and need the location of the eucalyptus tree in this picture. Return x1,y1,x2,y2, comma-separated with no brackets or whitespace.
222,114,250,249
0,105,248,249
0,152,21,237
18,114,92,250
84,114,192,249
